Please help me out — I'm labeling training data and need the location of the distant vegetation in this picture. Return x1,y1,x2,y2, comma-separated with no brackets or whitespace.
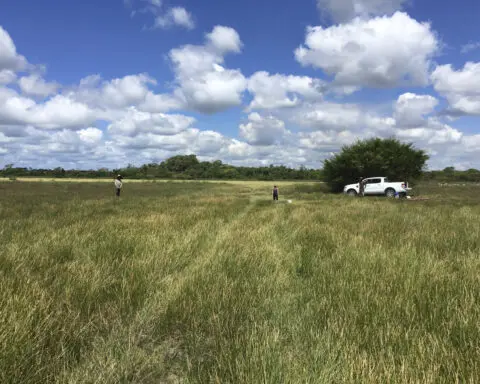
2,151,480,185
0,155,321,181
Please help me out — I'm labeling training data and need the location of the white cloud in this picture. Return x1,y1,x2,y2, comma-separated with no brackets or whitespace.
0,26,27,71
169,26,247,113
431,62,480,115
19,74,59,97
206,26,242,54
239,113,289,146
0,88,95,130
317,0,407,23
1,23,480,171
247,71,325,110
193,130,228,155
292,102,366,131
110,128,219,155
107,107,195,137
295,12,438,88
461,42,480,54
461,135,480,153
0,70,16,84
68,73,180,115
298,130,359,150
139,92,183,113
155,7,195,30
394,93,438,127
78,127,103,144
283,96,467,168
129,0,195,30
396,125,462,146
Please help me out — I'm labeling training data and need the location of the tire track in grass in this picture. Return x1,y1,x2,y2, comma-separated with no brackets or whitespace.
61,197,261,383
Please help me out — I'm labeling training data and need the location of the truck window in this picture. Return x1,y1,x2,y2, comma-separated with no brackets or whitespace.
368,178,382,184
384,177,388,182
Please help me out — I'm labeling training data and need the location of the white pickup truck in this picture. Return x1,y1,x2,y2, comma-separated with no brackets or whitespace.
343,177,411,197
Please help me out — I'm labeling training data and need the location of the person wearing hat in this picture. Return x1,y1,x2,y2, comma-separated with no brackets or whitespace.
114,175,123,197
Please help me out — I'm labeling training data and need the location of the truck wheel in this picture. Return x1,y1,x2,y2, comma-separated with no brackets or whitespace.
347,189,357,196
385,188,396,198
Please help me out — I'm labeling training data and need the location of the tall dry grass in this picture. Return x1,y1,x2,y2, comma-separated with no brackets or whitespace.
0,181,479,383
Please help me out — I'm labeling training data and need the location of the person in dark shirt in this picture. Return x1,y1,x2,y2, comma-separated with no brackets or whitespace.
273,185,279,201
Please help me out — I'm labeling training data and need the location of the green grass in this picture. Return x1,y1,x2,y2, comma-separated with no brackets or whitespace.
1,181,479,383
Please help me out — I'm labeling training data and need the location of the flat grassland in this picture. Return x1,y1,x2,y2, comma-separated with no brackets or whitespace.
1,180,479,383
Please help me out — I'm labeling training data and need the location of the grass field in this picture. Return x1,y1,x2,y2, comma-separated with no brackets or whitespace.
1,180,479,383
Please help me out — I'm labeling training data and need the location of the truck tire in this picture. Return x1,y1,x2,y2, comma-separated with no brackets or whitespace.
385,188,396,198
347,189,357,196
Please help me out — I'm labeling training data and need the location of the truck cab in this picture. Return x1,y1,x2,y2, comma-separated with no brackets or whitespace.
343,177,410,197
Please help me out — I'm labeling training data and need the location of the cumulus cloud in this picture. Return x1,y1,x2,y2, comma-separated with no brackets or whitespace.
78,127,103,144
155,7,195,30
395,124,462,146
317,0,407,23
169,26,247,113
239,113,289,146
247,71,325,110
0,26,27,71
110,127,229,158
394,93,438,127
1,23,480,171
72,74,155,108
206,26,243,54
66,73,181,116
298,130,359,151
431,62,480,116
292,102,367,131
295,12,438,88
129,0,195,30
284,95,466,168
107,107,195,137
19,74,60,97
0,70,16,84
0,88,95,130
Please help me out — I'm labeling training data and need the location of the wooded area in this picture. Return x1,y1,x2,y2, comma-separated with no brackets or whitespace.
2,155,479,183
0,155,321,181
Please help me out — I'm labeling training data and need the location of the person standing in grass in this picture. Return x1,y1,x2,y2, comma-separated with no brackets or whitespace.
114,175,123,198
273,185,279,201
358,177,365,197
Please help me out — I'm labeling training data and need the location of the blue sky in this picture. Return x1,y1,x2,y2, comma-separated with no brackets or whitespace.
1,0,480,170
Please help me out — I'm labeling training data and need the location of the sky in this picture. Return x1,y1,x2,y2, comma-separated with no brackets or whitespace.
1,0,480,170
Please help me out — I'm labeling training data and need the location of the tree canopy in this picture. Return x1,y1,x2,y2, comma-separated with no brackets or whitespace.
323,138,429,192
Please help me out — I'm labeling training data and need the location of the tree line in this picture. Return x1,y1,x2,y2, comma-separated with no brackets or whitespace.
0,155,322,181
2,139,480,186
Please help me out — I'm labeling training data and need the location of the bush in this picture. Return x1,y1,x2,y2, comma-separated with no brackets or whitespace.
323,138,429,192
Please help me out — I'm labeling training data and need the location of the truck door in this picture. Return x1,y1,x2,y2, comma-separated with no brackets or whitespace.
364,178,382,195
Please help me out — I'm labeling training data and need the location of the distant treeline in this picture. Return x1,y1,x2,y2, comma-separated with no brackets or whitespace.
0,155,321,181
2,156,480,183
422,167,480,183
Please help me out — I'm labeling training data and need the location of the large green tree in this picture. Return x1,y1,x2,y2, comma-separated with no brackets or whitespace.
162,155,200,173
323,138,429,192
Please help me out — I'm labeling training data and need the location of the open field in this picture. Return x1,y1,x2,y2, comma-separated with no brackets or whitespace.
1,181,479,383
